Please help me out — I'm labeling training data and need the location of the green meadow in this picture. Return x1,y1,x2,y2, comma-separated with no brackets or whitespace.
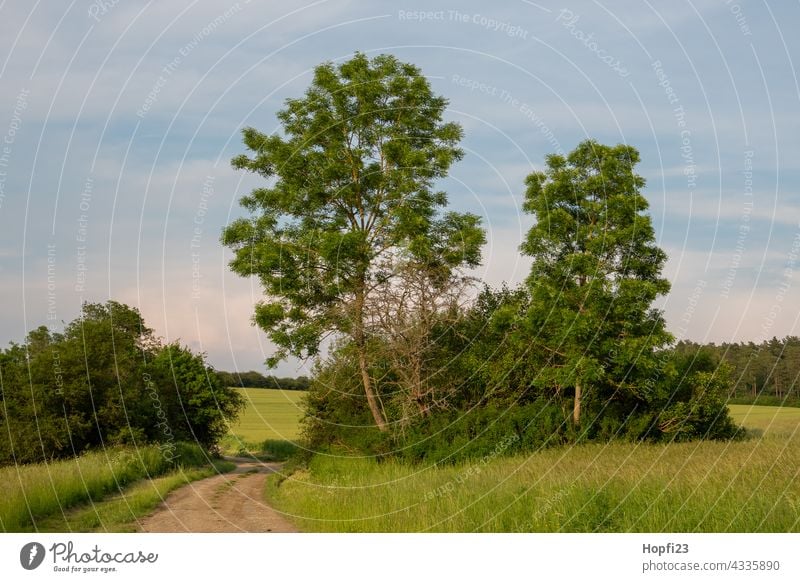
728,404,800,437
5,395,798,533
226,388,305,441
265,403,800,532
220,388,306,459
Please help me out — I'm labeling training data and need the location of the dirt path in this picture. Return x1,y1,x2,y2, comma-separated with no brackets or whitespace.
138,457,298,533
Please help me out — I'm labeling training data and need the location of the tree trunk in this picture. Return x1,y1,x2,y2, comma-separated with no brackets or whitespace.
573,379,582,425
354,289,388,431
358,345,387,431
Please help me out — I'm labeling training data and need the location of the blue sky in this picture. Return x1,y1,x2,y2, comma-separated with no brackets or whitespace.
1,0,798,375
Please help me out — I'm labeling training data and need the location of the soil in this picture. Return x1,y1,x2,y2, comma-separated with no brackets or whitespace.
138,457,298,533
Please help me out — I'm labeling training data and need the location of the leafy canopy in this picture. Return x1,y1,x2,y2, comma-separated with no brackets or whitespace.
222,52,484,367
520,140,673,419
0,301,243,464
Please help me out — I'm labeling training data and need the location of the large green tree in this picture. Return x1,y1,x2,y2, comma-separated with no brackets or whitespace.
520,140,672,426
222,52,484,431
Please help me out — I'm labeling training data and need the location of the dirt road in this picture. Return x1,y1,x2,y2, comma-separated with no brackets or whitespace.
138,457,298,533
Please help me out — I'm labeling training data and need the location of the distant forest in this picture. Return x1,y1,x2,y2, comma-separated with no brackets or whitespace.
219,336,800,403
216,370,310,391
675,336,800,404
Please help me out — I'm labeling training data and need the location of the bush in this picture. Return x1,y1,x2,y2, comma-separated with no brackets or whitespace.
297,279,742,465
728,394,800,408
394,401,571,464
0,301,244,466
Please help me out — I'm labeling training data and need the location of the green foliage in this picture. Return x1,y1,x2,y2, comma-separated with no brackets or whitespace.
147,344,244,448
395,401,572,465
649,348,742,441
299,140,740,463
300,348,392,455
518,140,674,425
675,337,800,403
222,52,484,429
0,301,244,465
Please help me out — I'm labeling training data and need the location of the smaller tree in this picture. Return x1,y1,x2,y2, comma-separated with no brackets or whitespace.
366,260,474,423
520,140,673,426
148,344,244,448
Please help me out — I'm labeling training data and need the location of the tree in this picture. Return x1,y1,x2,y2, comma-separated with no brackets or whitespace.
0,301,243,465
222,52,484,431
520,140,672,426
148,344,244,448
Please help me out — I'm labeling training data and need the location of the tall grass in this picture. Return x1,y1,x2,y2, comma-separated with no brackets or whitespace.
0,442,208,532
32,459,236,533
266,432,800,532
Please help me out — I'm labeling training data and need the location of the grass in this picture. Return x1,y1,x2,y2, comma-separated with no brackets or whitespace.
30,459,236,532
227,388,306,441
221,388,306,459
0,442,211,532
1,388,307,532
266,406,800,532
728,404,800,437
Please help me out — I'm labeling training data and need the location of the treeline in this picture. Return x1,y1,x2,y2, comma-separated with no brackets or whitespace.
0,301,244,466
674,337,800,404
215,370,310,391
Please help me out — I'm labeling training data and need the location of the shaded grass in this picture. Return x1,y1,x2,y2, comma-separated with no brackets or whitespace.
30,459,236,532
0,443,209,532
266,407,800,532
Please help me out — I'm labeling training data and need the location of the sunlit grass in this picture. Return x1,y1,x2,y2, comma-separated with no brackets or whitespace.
266,406,800,532
222,388,306,455
729,404,800,437
31,459,235,532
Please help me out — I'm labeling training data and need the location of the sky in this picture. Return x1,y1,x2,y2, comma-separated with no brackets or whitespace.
0,0,798,376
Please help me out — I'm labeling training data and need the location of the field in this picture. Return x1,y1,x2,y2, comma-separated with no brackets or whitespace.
266,403,800,532
7,396,796,533
728,404,800,437
226,388,306,442
220,388,306,458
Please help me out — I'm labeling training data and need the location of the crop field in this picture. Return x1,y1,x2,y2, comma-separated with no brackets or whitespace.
728,404,800,437
266,404,800,532
226,388,306,442
221,388,307,458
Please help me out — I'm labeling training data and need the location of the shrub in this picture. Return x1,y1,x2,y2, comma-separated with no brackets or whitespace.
0,302,244,466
